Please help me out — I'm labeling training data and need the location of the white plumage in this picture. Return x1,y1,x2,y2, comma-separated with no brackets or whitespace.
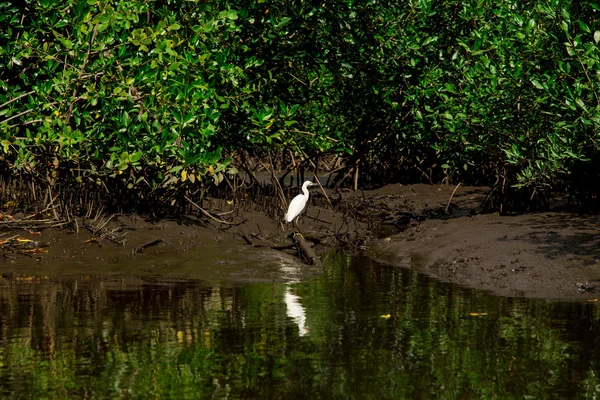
284,180,315,223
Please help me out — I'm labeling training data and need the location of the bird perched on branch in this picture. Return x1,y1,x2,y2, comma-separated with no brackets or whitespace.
285,180,316,229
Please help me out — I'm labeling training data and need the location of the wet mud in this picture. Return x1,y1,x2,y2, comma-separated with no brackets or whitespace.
0,216,324,284
2,183,600,300
364,184,600,300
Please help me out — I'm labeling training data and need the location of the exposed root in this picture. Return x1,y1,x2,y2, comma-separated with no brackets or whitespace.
0,200,74,230
445,182,462,213
83,213,127,247
185,196,244,226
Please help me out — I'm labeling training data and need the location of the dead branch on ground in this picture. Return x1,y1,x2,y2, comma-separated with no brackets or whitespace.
83,213,127,247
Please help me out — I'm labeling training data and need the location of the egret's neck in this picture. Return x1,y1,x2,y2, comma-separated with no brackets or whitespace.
302,182,310,197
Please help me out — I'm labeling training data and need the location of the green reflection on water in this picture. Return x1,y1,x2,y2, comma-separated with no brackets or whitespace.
0,253,599,399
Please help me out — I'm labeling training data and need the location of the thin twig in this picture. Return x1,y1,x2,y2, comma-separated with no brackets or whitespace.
312,173,335,211
353,162,359,191
95,214,114,233
185,196,236,225
283,129,340,142
268,152,288,210
569,37,599,104
9,119,43,128
292,147,335,211
288,73,306,86
0,109,34,126
216,210,234,216
0,90,35,109
445,182,462,213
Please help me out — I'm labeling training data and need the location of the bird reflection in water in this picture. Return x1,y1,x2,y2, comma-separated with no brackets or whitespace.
284,285,308,336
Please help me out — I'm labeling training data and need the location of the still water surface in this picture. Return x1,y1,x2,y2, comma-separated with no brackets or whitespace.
0,253,599,399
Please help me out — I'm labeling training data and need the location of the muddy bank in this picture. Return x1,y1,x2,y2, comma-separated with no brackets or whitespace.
0,184,362,284
2,183,600,299
365,185,600,300
0,216,324,285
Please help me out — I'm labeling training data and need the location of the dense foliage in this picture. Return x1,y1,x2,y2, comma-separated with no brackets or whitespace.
1,0,600,205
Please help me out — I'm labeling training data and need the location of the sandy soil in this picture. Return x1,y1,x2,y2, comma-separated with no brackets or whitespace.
2,183,600,299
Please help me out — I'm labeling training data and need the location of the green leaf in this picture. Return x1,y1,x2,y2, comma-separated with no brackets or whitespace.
130,152,143,162
220,10,238,20
577,20,590,33
92,13,110,24
531,80,544,90
122,111,130,127
444,83,458,94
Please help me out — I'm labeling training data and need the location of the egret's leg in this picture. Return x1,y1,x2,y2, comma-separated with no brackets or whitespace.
293,216,306,238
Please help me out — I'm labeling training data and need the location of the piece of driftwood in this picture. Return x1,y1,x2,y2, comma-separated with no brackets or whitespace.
239,229,321,265
132,239,162,255
292,235,321,266
241,234,293,251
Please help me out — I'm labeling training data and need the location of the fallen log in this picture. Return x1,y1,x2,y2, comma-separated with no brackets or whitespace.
239,231,321,266
292,234,322,266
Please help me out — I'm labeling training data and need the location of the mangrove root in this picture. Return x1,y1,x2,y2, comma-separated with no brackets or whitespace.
185,196,246,226
84,213,127,247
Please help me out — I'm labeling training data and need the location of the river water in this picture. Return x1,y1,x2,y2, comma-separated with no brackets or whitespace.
0,253,599,399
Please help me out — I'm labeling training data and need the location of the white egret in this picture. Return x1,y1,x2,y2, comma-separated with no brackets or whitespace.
284,180,316,227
